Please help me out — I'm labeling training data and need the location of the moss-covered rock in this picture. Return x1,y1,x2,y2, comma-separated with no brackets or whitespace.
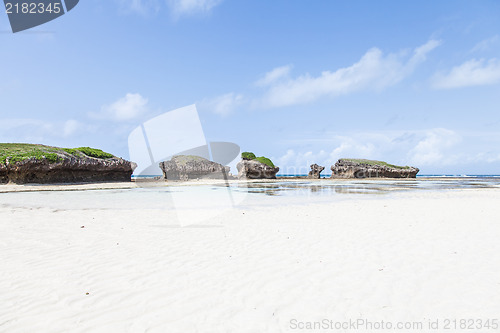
340,158,411,170
1,143,62,165
241,152,256,160
63,147,114,159
0,143,134,184
254,156,275,168
237,151,278,179
240,152,275,167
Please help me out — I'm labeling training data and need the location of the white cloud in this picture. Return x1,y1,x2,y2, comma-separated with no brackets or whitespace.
255,65,292,87
0,118,51,131
202,92,243,116
474,152,500,164
0,119,53,143
116,0,223,17
0,118,90,143
167,0,222,17
256,40,441,108
432,58,500,89
116,0,160,15
63,120,80,137
273,128,479,174
330,136,378,159
275,140,381,175
99,93,149,121
275,135,385,174
274,149,329,175
408,128,461,166
470,35,499,53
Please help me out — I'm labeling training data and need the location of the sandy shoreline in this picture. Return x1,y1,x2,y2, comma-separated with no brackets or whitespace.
0,176,495,193
0,178,378,193
1,186,500,332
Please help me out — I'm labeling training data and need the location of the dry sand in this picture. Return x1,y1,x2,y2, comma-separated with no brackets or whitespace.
1,187,499,332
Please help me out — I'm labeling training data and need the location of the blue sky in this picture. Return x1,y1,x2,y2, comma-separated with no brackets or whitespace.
1,0,500,175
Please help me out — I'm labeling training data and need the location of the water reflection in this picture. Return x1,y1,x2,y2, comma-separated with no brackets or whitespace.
222,177,500,196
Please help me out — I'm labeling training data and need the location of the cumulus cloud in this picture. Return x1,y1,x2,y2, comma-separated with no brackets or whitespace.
255,65,292,87
116,0,160,15
0,119,52,143
273,128,473,174
330,136,378,159
275,134,387,174
408,128,461,166
256,40,441,108
63,119,81,137
0,118,89,143
275,149,329,175
99,93,149,121
202,92,243,116
116,0,222,17
432,58,500,89
167,0,223,17
276,143,375,175
470,35,499,53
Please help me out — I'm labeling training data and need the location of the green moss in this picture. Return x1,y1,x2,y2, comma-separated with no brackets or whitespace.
241,151,275,168
255,156,275,168
0,144,62,164
62,148,81,156
241,152,256,160
341,158,410,169
75,147,114,159
0,143,115,165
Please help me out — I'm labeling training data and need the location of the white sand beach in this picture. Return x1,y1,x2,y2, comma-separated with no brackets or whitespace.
1,184,500,332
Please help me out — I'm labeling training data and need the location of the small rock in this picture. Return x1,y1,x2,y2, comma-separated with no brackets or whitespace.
307,164,325,179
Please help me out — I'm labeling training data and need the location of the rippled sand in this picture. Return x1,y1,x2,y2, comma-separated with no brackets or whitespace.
1,182,499,332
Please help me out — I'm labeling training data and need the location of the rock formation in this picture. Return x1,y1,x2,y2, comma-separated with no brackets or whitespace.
237,159,280,179
307,164,325,179
0,144,135,184
159,155,231,181
237,152,279,179
331,159,419,179
0,163,7,184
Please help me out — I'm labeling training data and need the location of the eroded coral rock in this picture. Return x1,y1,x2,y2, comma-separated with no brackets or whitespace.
307,164,325,179
159,155,231,181
331,159,419,179
236,159,279,179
